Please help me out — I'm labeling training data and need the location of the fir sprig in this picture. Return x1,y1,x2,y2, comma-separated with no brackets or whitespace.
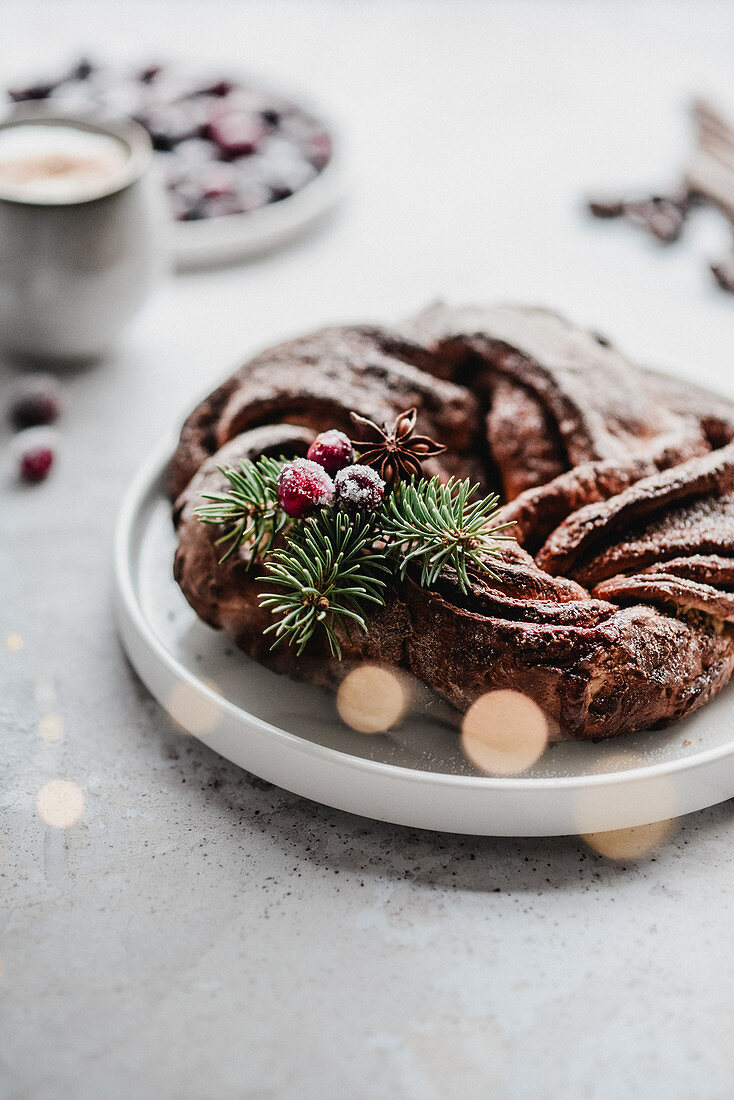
195,456,288,564
381,476,514,594
259,510,391,658
195,433,518,658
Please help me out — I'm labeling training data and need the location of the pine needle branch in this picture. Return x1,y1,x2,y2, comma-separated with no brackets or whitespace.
380,476,514,594
195,455,288,564
258,510,391,657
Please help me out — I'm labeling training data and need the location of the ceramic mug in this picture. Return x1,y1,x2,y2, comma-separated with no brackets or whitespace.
0,107,164,361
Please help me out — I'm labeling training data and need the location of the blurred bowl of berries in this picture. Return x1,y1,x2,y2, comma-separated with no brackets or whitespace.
5,57,344,268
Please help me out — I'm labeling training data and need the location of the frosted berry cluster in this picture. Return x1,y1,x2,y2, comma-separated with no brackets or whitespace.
277,431,385,518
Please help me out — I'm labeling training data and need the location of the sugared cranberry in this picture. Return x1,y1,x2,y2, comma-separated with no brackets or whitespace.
277,458,334,519
173,138,219,166
307,430,355,476
198,163,241,200
206,111,266,159
139,64,163,85
236,180,271,212
19,445,54,483
305,131,332,170
334,465,385,514
9,375,62,430
197,79,235,98
138,104,200,151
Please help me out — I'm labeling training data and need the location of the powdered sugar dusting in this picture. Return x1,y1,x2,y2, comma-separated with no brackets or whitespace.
277,457,335,517
307,430,355,475
334,463,385,512
318,429,351,447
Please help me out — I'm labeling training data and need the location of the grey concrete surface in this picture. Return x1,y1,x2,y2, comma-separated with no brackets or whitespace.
5,3,734,1097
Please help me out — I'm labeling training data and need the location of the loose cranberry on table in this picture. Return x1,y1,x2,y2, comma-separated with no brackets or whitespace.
333,465,385,514
277,458,335,519
20,447,54,483
307,430,355,476
8,375,63,431
13,429,58,484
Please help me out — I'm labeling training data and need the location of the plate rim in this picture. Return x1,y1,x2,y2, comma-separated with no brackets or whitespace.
114,440,734,799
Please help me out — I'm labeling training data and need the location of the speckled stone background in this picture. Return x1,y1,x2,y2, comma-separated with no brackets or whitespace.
5,2,734,1097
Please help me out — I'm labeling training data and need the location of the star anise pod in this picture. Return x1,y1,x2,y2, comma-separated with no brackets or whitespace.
349,407,445,486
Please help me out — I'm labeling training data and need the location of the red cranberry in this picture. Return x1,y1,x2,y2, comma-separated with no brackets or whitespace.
334,465,385,514
9,375,62,430
277,458,334,518
197,79,235,98
173,138,219,166
20,446,54,483
305,131,332,170
139,64,163,84
198,163,241,200
206,111,266,159
307,430,355,476
197,194,245,219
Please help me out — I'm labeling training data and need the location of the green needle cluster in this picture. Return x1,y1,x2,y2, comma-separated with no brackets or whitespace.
259,510,391,658
195,457,514,656
195,456,288,563
381,476,513,593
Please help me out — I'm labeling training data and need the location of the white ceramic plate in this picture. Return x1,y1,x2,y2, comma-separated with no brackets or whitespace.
114,442,734,836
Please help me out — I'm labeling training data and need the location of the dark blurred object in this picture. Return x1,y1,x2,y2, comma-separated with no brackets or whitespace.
588,193,691,244
711,251,734,293
587,98,734,293
8,375,63,431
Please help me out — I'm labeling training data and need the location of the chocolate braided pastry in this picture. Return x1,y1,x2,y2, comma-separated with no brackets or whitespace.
170,304,734,740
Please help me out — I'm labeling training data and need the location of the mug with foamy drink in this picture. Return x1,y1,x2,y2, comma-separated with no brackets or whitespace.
0,109,163,360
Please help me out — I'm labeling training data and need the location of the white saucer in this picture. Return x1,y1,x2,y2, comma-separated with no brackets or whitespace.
114,442,734,836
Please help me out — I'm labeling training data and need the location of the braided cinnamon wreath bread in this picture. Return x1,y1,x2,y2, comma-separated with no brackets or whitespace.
170,304,734,740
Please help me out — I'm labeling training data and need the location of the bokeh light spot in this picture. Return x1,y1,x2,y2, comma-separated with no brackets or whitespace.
583,819,674,860
336,665,407,733
38,714,64,742
165,680,222,735
461,690,548,775
4,634,23,652
574,751,677,839
36,780,85,829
